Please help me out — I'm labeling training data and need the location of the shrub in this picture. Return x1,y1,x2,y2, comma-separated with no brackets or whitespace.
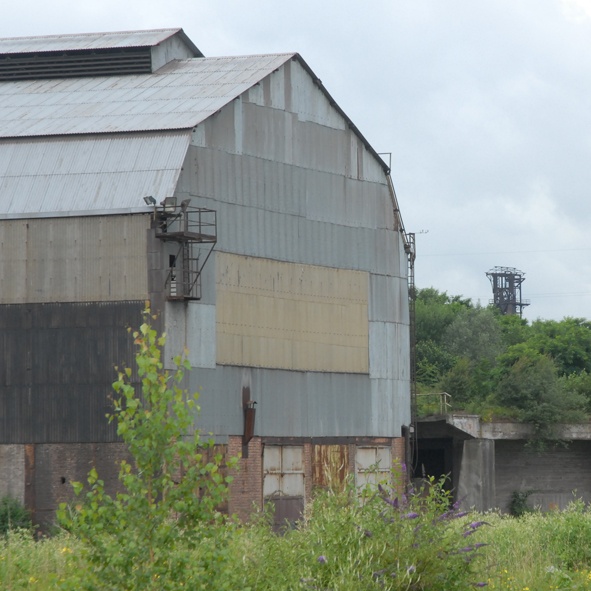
57,310,237,591
235,472,489,590
0,496,31,535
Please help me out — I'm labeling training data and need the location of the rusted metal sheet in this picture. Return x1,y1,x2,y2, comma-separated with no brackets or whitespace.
313,444,349,491
0,301,143,443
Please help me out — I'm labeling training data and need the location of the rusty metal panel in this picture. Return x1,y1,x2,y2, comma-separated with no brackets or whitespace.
0,301,143,443
0,215,149,303
313,444,349,491
0,132,190,217
216,252,369,373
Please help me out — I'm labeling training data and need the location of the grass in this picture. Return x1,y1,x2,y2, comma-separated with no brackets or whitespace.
4,488,591,590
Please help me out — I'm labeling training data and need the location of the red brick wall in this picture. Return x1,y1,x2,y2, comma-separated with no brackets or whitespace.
227,436,263,521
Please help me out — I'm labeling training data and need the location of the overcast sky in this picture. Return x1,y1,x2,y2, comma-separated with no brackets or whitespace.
3,0,591,321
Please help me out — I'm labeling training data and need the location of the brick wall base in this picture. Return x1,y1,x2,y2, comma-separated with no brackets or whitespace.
227,436,263,521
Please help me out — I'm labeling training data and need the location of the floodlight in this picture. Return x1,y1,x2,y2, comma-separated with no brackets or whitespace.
161,197,177,213
143,195,156,206
180,199,191,212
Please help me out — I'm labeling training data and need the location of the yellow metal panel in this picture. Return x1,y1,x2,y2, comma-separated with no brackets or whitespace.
216,253,369,373
0,215,148,303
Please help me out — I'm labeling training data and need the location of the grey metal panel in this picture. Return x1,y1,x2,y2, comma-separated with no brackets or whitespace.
163,301,216,370
186,366,407,438
0,132,189,215
0,215,150,303
174,191,399,277
369,275,408,324
369,321,411,381
0,29,191,54
0,301,143,443
0,54,294,137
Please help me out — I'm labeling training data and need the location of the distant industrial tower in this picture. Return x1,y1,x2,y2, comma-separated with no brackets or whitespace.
486,266,530,317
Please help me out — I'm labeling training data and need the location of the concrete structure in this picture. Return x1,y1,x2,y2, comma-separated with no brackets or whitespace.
417,415,591,513
0,28,412,527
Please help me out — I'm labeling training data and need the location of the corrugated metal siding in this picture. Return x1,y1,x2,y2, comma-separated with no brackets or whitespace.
0,132,190,216
216,253,369,373
0,301,143,443
369,275,407,324
186,367,406,438
174,53,409,438
164,301,216,370
369,321,410,381
0,215,150,303
0,54,293,137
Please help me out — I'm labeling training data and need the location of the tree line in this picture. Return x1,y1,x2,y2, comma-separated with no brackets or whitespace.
415,288,591,440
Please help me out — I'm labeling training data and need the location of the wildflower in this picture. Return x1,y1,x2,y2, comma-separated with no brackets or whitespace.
469,520,490,529
317,555,327,564
473,583,488,588
463,529,477,537
383,496,399,508
404,511,420,519
406,565,416,575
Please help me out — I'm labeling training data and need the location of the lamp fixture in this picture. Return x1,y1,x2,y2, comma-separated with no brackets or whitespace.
143,195,156,206
161,197,177,213
180,198,191,212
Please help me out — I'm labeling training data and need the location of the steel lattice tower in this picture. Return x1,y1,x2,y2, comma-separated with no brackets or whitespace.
486,266,530,317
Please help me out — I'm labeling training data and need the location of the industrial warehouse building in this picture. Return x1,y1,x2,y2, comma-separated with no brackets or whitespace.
0,28,413,527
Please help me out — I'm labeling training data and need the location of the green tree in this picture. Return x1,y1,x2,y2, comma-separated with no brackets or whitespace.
443,305,502,364
58,310,237,591
529,318,591,376
495,353,586,442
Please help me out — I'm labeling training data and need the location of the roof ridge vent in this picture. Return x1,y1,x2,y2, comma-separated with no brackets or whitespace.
0,28,202,82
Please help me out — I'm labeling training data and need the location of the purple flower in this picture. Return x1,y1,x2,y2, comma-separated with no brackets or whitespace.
469,521,490,529
401,462,407,473
463,529,477,537
473,583,488,588
317,555,327,564
473,543,488,549
383,496,399,508
458,546,474,553
406,565,416,575
454,511,469,519
404,512,420,519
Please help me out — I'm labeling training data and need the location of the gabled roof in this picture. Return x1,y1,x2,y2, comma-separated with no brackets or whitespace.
0,53,294,137
0,28,202,82
0,28,390,218
0,28,200,55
